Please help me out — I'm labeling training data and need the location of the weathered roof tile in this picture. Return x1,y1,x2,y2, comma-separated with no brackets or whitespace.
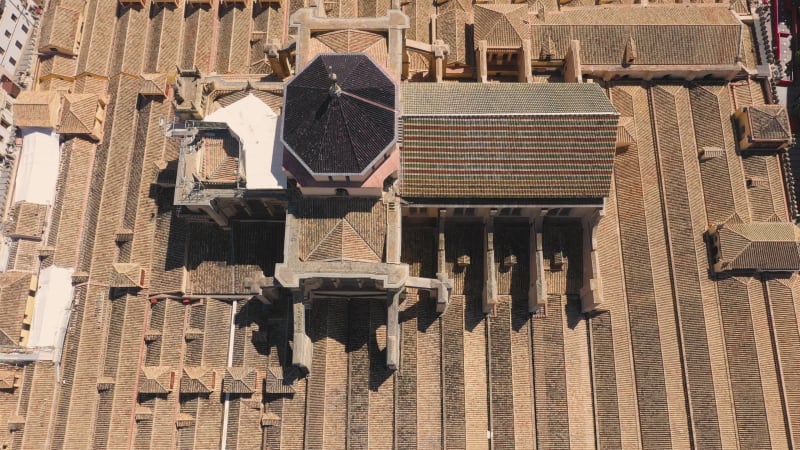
401,83,619,200
13,91,61,129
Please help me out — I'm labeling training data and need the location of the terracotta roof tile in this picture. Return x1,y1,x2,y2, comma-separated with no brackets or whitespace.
0,368,19,390
309,30,388,67
531,6,743,65
38,6,82,56
59,93,105,139
111,263,147,288
713,222,800,271
401,83,618,199
265,366,296,394
222,367,256,394
747,105,792,142
0,273,32,349
200,132,240,183
13,91,61,129
139,73,169,97
180,367,217,394
401,82,617,115
474,4,530,48
38,55,78,82
7,202,48,240
139,366,174,394
437,9,469,64
295,198,387,263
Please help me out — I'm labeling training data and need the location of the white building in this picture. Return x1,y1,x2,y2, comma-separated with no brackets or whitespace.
0,0,37,77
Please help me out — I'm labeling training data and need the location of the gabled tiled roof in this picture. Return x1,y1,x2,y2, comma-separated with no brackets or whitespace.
714,222,800,271
0,368,18,390
180,367,216,394
474,4,530,48
139,366,173,394
530,6,743,66
38,55,78,82
616,117,636,148
222,367,256,394
308,30,388,67
38,6,82,56
307,221,381,262
139,73,169,97
747,105,792,142
436,9,469,65
111,263,147,288
401,83,619,199
59,94,104,138
265,367,295,394
200,132,240,184
295,198,386,263
0,272,35,346
13,91,61,129
7,202,48,240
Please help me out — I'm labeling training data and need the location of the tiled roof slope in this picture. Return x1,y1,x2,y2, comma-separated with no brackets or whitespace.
7,202,48,240
747,105,792,142
307,30,388,67
401,83,619,199
111,263,147,288
200,132,240,184
713,222,800,271
474,4,530,48
59,94,104,139
13,91,61,129
38,6,82,56
295,197,386,262
222,367,256,394
139,73,169,97
0,273,32,347
437,9,469,65
402,82,617,115
530,6,743,65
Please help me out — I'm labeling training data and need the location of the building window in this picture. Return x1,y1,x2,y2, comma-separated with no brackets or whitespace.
3,31,10,38
0,48,5,55
21,25,28,34
14,41,21,50
1,118,11,129
8,57,15,66
10,14,17,22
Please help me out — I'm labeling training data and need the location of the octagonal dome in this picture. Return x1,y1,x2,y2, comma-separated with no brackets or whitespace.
282,53,398,178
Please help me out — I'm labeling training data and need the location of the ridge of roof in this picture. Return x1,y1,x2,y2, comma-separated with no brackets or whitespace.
402,83,618,116
538,5,740,26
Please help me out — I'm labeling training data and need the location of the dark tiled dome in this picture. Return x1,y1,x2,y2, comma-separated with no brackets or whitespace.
282,53,397,176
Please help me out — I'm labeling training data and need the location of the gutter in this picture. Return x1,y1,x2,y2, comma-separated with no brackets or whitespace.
220,299,238,449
